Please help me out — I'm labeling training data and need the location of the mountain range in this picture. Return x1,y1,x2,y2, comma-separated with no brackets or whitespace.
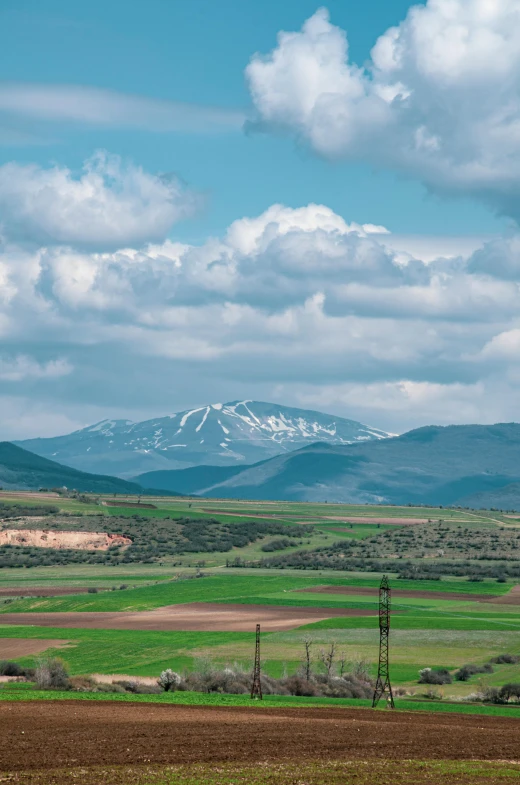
7,403,520,510
17,401,392,478
136,423,520,508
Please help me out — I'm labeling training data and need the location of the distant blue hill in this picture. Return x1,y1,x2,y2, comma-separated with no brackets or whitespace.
0,442,169,496
135,423,520,509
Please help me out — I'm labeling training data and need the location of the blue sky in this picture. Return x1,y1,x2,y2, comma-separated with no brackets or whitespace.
0,0,503,241
1,0,520,439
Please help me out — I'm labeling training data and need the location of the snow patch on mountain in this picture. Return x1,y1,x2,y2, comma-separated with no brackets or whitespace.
17,400,395,478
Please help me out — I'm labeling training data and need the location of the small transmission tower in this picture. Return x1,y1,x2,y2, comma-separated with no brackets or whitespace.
250,623,263,700
372,575,395,708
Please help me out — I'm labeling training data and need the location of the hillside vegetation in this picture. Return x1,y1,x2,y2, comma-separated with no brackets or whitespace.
0,443,153,496
138,424,520,506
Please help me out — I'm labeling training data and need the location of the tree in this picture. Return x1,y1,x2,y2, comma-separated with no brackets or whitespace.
319,642,336,678
302,636,313,681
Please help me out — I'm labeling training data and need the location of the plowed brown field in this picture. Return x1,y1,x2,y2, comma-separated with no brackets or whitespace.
0,602,378,631
483,585,520,605
0,587,99,597
298,585,500,602
0,639,71,658
0,701,518,773
323,516,430,524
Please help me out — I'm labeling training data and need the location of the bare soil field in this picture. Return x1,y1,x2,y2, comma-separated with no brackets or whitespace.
483,585,520,605
0,492,60,500
103,501,157,509
324,516,431,525
0,602,378,632
201,509,289,521
299,585,500,602
0,587,100,597
0,530,131,550
0,701,518,773
0,639,71,658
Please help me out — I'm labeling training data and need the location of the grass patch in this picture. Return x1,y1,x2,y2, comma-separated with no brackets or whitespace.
5,760,520,785
0,626,251,676
0,682,520,719
0,573,508,614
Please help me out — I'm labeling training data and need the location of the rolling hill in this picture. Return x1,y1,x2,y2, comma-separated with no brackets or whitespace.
136,423,520,508
0,442,152,495
17,400,392,478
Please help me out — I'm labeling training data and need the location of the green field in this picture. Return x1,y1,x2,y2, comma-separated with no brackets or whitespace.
0,492,519,712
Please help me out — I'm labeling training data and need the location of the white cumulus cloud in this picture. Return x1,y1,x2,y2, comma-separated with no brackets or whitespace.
1,194,520,435
0,151,198,249
246,2,520,220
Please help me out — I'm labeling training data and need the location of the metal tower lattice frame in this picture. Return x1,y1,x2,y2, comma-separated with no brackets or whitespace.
372,575,395,708
250,623,263,700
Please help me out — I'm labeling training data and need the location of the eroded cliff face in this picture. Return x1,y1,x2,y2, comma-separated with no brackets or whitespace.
0,529,132,550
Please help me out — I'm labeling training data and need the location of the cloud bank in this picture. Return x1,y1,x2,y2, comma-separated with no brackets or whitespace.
246,1,520,220
1,150,520,437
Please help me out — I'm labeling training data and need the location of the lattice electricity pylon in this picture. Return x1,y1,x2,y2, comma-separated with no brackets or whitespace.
372,575,395,708
250,623,263,699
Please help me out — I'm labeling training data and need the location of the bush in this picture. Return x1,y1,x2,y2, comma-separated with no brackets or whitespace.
114,679,162,695
0,661,22,677
418,667,452,685
282,676,319,697
455,663,494,681
261,538,294,553
158,669,182,692
35,657,69,690
424,686,443,700
499,683,520,702
490,654,520,664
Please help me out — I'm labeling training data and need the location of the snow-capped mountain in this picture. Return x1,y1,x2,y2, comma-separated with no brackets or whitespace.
17,400,394,478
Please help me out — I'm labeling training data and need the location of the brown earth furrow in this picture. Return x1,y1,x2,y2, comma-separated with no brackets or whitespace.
0,701,518,772
0,602,379,632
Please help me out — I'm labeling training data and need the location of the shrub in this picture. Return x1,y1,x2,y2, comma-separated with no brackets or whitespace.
113,679,162,695
490,654,520,665
418,667,452,685
455,663,494,681
499,683,520,702
261,538,294,553
282,676,319,697
0,661,22,677
482,686,501,703
35,657,69,690
424,686,443,700
158,669,182,692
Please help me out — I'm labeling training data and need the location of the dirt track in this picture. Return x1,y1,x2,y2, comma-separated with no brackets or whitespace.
0,602,378,632
0,701,518,772
299,585,501,602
